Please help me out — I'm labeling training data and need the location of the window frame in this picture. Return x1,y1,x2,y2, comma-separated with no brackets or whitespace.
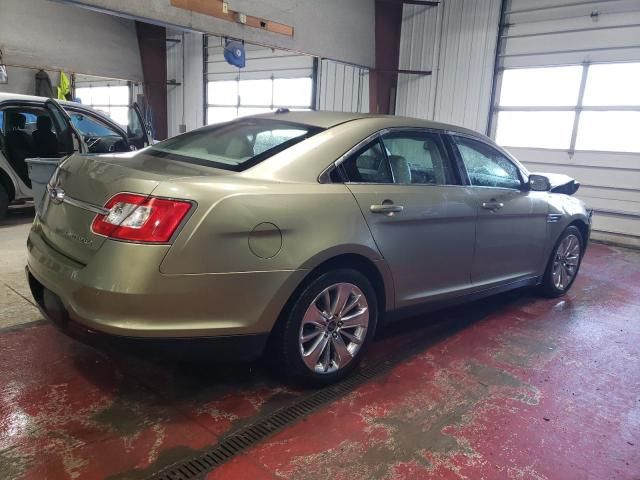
490,61,640,154
206,76,314,125
445,132,528,191
326,127,464,187
64,106,128,141
74,84,132,127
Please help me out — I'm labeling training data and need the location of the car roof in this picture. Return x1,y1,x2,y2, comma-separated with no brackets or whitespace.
0,92,95,109
254,111,484,138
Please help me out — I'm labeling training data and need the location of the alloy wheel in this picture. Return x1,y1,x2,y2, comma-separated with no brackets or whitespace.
552,234,581,291
298,282,369,374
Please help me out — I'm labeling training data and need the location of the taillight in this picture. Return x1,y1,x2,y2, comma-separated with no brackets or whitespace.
91,193,193,243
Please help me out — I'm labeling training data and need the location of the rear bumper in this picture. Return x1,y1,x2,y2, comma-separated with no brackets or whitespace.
26,222,307,343
26,270,269,361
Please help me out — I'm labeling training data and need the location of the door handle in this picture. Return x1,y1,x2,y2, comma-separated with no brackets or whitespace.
370,204,404,215
482,200,504,211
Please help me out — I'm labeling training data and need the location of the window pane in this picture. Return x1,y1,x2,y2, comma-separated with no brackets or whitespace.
273,78,313,107
69,113,119,137
108,107,129,127
453,136,522,189
108,86,130,105
495,111,575,149
207,107,237,125
75,87,94,105
343,141,392,183
239,79,272,106
499,66,582,107
208,81,238,106
575,111,640,153
583,63,640,106
381,133,455,185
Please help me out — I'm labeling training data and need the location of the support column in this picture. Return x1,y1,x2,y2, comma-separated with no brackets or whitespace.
370,0,403,114
135,21,168,140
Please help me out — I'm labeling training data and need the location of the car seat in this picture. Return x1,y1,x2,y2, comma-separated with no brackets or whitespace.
32,116,59,157
388,155,412,184
5,113,32,187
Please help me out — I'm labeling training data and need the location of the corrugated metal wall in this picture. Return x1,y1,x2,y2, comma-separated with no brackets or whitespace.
395,0,501,132
316,59,370,113
166,30,204,138
493,0,640,247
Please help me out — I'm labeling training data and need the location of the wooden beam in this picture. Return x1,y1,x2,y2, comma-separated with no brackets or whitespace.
170,0,294,37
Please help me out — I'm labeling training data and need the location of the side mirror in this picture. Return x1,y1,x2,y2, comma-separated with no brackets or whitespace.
528,174,551,192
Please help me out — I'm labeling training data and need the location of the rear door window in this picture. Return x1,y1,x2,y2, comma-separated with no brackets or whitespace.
341,140,393,183
380,132,457,185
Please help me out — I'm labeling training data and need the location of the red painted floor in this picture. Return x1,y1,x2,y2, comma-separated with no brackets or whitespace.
1,243,639,479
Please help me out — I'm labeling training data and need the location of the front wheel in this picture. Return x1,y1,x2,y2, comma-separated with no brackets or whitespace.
540,226,584,298
277,269,378,386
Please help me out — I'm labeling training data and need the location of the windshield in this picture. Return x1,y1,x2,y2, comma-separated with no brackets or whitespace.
147,119,323,171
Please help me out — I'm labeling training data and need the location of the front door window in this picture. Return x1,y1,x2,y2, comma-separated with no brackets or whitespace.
452,136,522,190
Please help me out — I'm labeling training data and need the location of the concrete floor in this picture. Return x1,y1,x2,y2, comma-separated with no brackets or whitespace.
1,210,638,479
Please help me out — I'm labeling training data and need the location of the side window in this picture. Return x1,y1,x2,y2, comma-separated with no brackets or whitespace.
69,112,121,137
341,140,393,183
68,111,129,154
380,132,456,185
452,136,522,189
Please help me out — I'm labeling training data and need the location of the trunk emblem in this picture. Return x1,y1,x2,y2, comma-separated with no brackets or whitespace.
49,187,65,204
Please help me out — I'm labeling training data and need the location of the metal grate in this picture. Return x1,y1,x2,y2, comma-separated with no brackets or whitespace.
150,359,394,480
149,311,477,480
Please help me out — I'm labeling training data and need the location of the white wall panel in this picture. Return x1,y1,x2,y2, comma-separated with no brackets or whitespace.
316,60,369,113
167,30,205,137
396,0,501,133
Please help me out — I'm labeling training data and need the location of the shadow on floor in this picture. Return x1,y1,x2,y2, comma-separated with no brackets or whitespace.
70,286,537,407
0,204,35,229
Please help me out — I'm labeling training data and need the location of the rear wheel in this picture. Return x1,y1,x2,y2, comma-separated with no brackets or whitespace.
540,226,583,298
0,184,9,221
277,269,378,386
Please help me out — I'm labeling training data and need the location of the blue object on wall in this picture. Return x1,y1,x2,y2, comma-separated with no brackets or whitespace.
224,40,246,68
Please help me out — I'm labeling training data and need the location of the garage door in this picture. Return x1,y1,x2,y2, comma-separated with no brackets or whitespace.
489,0,640,247
204,35,315,124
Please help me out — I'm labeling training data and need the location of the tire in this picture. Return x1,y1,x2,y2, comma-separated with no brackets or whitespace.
0,184,9,221
276,269,378,387
539,225,584,298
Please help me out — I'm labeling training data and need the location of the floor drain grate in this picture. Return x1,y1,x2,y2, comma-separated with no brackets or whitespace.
150,360,395,480
149,315,473,480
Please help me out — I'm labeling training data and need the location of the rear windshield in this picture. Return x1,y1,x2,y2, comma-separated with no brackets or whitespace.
147,119,323,171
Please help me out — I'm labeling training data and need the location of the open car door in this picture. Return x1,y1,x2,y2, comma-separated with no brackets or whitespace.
127,102,152,149
44,98,87,155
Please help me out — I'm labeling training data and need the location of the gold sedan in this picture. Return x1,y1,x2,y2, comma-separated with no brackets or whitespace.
26,112,591,385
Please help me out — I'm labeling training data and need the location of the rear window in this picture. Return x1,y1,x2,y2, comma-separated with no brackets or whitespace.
147,119,323,171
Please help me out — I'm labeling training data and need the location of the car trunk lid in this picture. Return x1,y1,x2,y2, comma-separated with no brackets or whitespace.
38,152,224,264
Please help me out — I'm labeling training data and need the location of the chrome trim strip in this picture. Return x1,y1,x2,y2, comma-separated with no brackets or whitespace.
547,214,563,223
63,196,110,215
47,183,109,215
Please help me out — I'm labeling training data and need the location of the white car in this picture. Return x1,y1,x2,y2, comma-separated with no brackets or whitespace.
0,93,151,219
